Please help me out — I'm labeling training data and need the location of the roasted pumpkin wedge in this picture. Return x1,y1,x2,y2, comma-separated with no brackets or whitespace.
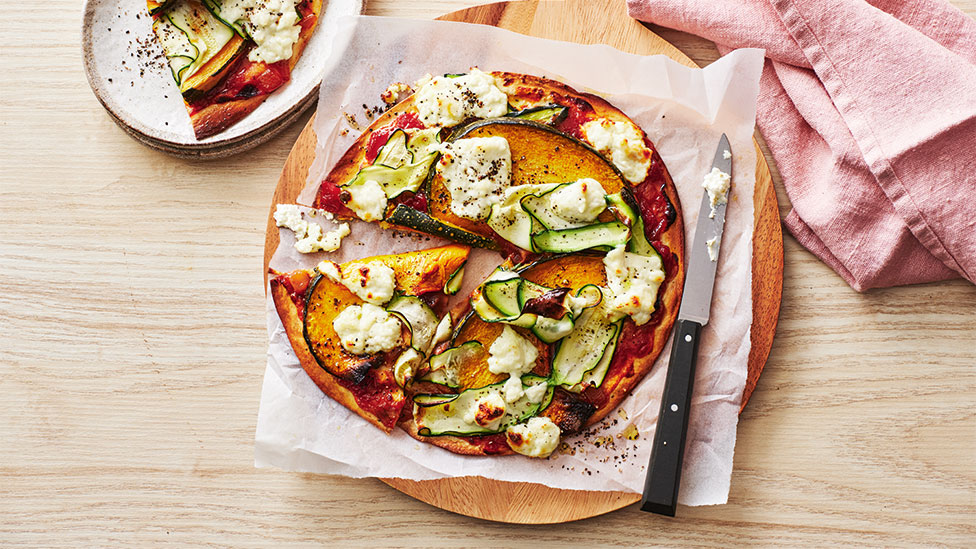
180,34,247,99
299,244,470,383
426,118,627,240
303,274,410,383
449,253,607,390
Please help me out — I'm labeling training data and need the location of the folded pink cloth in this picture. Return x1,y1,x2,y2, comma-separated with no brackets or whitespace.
629,0,976,290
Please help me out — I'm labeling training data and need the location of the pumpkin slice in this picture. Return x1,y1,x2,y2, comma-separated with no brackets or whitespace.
269,243,470,432
426,118,627,241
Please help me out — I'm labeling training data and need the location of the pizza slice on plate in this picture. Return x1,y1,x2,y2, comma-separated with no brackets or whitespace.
269,244,470,432
147,0,322,139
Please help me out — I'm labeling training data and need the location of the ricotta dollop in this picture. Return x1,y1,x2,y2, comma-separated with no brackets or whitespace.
581,119,652,184
218,0,303,64
414,68,508,127
318,260,396,305
702,167,731,219
505,416,561,458
550,178,607,224
332,303,403,356
344,179,388,222
603,245,665,326
706,237,720,262
273,204,350,253
488,326,539,403
463,391,507,430
435,136,512,220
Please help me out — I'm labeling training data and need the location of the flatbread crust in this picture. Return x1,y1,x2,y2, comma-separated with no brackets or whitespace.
296,70,684,456
269,244,470,433
269,277,398,433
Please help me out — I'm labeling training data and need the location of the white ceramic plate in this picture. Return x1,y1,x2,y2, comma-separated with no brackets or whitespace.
82,0,362,158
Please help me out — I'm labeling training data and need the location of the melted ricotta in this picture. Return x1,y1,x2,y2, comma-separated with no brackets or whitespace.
603,245,665,326
414,68,508,127
506,416,561,458
581,119,652,184
436,136,512,220
332,303,402,356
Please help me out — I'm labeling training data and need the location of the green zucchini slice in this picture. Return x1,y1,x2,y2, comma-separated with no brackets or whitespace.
517,279,549,309
152,0,236,89
507,105,569,126
551,306,619,387
344,128,441,200
607,190,663,262
444,263,466,295
520,182,592,231
387,295,438,353
387,205,498,250
575,321,622,391
420,341,484,388
471,290,538,328
374,129,411,168
531,221,630,254
530,315,575,344
200,0,263,39
148,0,175,16
414,375,553,436
482,277,522,317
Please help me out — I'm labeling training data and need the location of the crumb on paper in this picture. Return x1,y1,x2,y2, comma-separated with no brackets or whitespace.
381,82,412,106
592,435,615,450
342,112,363,132
618,424,640,441
617,409,629,421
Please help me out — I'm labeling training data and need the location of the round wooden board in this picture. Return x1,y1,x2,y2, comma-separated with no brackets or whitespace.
263,0,783,524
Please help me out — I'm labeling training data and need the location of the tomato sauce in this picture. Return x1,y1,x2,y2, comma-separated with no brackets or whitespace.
186,11,317,115
363,112,425,164
632,152,676,243
337,367,405,430
553,94,596,139
315,181,355,217
467,433,510,455
391,189,428,213
273,271,312,318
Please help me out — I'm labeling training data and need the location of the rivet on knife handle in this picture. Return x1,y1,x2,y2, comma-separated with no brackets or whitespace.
640,318,701,516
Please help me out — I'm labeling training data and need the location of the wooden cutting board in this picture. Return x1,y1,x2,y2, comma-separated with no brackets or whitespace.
263,0,783,523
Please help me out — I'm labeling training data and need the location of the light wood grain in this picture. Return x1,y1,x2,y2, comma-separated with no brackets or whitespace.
2,0,975,546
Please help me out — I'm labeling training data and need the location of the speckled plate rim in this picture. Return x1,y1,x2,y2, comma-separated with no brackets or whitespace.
81,0,363,159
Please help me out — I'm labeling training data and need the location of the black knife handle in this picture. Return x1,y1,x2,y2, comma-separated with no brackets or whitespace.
640,318,702,516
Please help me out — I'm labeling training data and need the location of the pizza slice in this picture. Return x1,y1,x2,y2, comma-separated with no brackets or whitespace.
268,244,470,432
147,0,322,139
402,225,677,457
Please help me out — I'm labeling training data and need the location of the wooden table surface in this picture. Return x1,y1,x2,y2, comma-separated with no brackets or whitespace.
2,0,974,546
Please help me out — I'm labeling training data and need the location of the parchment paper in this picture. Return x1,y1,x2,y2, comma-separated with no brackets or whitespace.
255,16,764,506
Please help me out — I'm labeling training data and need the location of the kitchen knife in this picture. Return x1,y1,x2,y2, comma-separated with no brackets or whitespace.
640,134,733,516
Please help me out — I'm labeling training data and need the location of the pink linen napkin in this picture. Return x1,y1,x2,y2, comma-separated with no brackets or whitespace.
629,0,976,290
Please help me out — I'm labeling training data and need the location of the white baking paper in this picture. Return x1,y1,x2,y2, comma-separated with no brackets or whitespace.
255,16,763,506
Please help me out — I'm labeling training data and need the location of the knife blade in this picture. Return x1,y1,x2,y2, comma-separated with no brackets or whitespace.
640,134,733,516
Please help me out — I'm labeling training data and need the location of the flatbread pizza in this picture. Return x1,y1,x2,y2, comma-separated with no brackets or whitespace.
270,69,684,458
